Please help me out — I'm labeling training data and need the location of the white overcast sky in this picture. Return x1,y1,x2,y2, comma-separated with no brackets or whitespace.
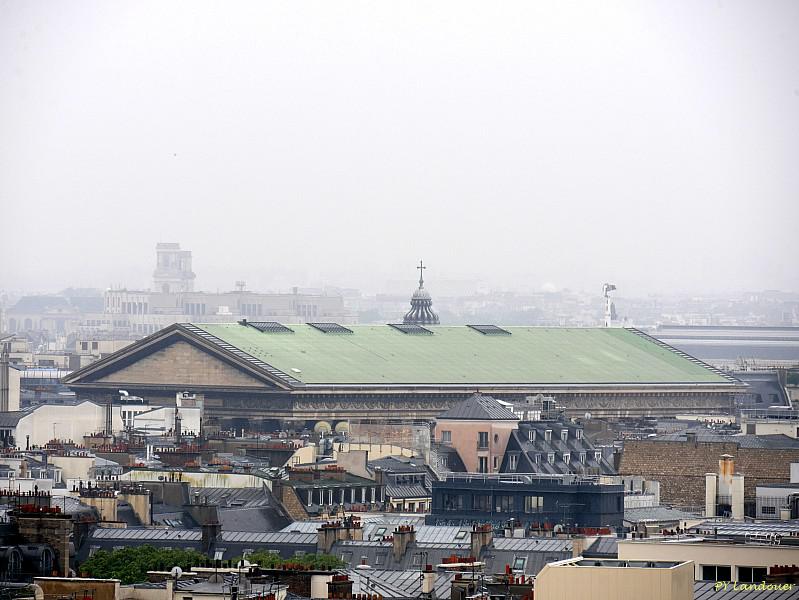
1,1,797,296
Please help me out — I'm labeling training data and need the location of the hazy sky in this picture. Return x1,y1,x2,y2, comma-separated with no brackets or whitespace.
1,1,797,296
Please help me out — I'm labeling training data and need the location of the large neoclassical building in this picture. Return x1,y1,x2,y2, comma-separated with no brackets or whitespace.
63,317,742,430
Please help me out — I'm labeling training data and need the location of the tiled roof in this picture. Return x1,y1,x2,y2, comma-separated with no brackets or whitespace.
437,393,519,421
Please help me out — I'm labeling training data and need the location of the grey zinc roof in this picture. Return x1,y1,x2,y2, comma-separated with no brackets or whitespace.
437,393,519,421
385,484,431,499
654,431,799,449
624,506,700,524
491,537,572,552
582,536,618,558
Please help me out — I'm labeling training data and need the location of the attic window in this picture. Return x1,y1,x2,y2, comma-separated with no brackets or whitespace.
308,322,353,334
576,430,583,440
454,530,468,541
561,430,568,441
388,323,433,335
241,320,294,333
544,430,552,442
374,527,387,538
594,451,602,461
528,430,536,442
467,324,511,335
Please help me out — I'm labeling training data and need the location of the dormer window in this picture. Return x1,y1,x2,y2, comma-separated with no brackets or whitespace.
544,430,552,442
534,453,541,464
594,451,602,461
576,429,583,440
528,429,536,442
562,452,570,464
560,430,568,441
580,452,586,464
547,452,555,463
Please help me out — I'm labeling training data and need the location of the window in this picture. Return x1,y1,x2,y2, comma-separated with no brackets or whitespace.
701,565,732,582
534,453,541,464
512,557,527,571
441,430,451,443
562,453,570,464
544,430,552,442
454,530,468,541
374,527,387,538
594,451,602,461
495,495,514,513
473,494,491,511
91,341,99,350
580,452,586,464
508,454,518,470
494,433,500,444
478,432,489,449
493,456,498,470
560,430,568,441
443,493,464,510
375,553,387,566
761,506,777,515
576,429,583,440
738,566,767,583
478,457,488,473
294,551,306,557
547,453,555,463
524,496,543,513
214,550,225,560
528,430,536,442
340,551,353,563
81,342,88,351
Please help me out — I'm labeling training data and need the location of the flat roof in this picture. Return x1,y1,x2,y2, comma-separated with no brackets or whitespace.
193,323,735,386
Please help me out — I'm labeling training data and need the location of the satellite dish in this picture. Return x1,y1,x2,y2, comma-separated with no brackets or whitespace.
170,566,183,579
584,412,592,420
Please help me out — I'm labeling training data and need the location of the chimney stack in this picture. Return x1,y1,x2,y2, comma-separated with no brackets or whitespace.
470,523,493,559
392,525,416,562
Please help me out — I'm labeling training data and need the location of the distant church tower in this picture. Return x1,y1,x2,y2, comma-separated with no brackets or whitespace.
153,243,196,294
403,260,440,325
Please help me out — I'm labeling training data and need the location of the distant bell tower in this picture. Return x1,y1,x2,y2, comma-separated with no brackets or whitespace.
403,260,440,325
602,283,618,327
153,243,196,294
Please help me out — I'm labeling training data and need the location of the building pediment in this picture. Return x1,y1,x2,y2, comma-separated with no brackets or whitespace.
64,326,290,390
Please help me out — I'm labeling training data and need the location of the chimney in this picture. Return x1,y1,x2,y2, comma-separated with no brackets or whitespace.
326,574,353,598
421,564,436,596
392,525,416,562
717,454,735,498
470,523,493,559
705,472,718,518
202,520,221,552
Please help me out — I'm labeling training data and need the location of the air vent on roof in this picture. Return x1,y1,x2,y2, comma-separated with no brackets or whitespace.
388,323,433,335
241,320,294,334
467,324,511,335
308,322,353,334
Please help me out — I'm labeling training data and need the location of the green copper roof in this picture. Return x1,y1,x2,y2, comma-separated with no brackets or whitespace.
191,323,734,386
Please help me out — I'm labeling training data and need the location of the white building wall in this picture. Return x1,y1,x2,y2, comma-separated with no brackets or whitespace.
14,402,123,447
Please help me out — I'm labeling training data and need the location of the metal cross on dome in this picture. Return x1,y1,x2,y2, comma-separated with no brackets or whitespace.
417,260,426,287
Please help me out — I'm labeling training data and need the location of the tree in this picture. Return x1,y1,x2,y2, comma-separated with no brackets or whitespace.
243,551,345,571
79,545,207,584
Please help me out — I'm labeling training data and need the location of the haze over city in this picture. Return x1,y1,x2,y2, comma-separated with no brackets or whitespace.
2,1,798,296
